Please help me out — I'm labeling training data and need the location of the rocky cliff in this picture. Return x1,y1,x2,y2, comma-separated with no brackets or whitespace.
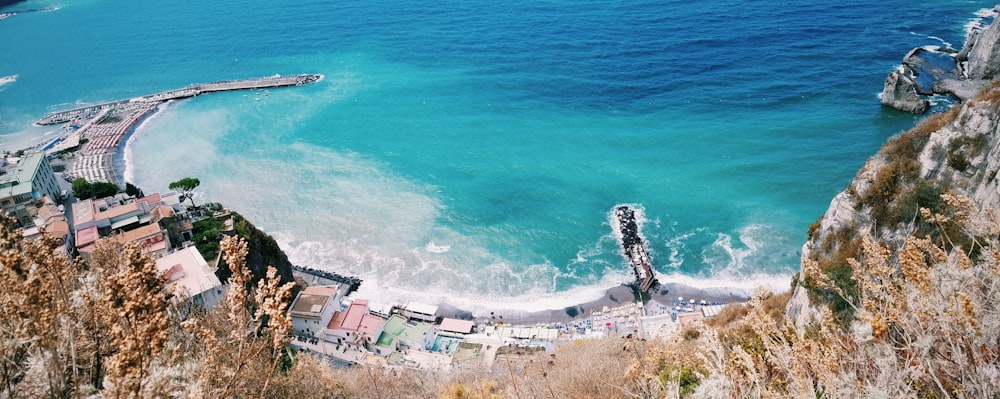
793,8,1000,329
789,80,1000,328
214,212,296,288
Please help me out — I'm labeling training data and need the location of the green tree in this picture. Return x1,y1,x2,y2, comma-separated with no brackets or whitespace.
125,182,143,198
168,177,200,208
72,178,119,199
90,182,119,199
72,178,92,199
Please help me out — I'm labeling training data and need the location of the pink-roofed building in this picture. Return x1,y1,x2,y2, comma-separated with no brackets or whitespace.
72,198,96,230
324,299,386,347
114,223,169,258
71,192,194,257
289,286,343,337
74,225,99,254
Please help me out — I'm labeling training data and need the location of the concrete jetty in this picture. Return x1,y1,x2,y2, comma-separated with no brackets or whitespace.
37,74,322,126
35,74,323,185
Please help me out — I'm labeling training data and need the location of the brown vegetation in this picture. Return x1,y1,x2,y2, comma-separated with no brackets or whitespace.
3,192,999,398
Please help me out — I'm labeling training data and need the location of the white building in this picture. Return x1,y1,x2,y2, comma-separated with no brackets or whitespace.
437,318,475,337
289,286,342,337
0,153,61,227
156,246,224,309
402,302,438,323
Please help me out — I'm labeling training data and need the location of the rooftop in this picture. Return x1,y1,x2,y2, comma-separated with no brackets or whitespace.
328,299,369,331
93,201,140,221
358,313,384,338
0,153,45,198
290,291,336,318
155,246,222,298
75,225,99,248
114,223,162,243
375,314,432,350
405,302,438,316
439,318,475,334
72,199,95,226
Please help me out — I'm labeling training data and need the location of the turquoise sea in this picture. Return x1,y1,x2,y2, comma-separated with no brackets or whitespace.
1,0,995,311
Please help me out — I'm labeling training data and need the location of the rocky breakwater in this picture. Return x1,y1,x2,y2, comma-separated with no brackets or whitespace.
789,77,1000,329
881,7,1000,113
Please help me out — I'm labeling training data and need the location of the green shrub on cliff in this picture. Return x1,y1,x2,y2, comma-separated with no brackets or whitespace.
214,212,296,290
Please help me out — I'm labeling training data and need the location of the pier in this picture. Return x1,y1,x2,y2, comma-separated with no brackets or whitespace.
37,74,322,126
612,205,658,293
34,74,323,185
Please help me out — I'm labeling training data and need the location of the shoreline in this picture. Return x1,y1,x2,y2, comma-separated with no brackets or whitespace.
296,266,755,326
117,101,169,183
463,282,751,325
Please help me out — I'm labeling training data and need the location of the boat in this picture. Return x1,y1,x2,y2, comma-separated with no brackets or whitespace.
611,205,658,293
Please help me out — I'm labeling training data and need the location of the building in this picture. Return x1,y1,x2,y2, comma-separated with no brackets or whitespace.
0,153,61,227
156,246,224,309
22,195,72,252
373,315,433,356
72,192,191,257
401,302,438,323
289,286,342,337
324,299,386,348
437,318,475,337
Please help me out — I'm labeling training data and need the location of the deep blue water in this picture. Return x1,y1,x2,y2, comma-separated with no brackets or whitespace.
1,0,994,311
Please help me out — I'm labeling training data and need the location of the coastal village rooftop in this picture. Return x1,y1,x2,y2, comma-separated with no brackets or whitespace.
375,315,432,353
156,246,223,309
290,287,340,318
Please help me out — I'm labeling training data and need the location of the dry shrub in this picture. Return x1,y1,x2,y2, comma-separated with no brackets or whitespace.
0,217,83,398
0,217,182,398
332,364,431,399
94,240,173,398
182,235,295,397
718,194,1000,397
266,353,348,398
972,79,1000,105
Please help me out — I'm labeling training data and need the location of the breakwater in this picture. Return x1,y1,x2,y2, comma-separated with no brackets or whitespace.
292,265,363,294
36,74,322,185
612,205,658,293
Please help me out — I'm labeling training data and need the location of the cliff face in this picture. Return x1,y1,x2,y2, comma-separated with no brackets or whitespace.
788,89,1000,328
214,212,296,288
791,11,1000,329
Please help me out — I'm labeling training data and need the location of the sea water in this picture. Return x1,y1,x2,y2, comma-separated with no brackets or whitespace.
0,0,994,312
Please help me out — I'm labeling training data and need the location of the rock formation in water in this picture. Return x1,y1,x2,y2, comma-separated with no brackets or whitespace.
881,7,1000,113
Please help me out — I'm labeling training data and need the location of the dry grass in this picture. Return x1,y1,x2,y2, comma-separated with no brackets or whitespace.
3,192,1000,398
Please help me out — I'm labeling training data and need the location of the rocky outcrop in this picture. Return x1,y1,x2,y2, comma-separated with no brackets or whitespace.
880,69,929,113
915,100,1000,211
881,8,1000,113
215,212,296,287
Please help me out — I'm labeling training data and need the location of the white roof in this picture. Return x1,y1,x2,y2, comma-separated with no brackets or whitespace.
156,247,222,298
406,302,439,316
439,318,474,334
368,301,395,316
